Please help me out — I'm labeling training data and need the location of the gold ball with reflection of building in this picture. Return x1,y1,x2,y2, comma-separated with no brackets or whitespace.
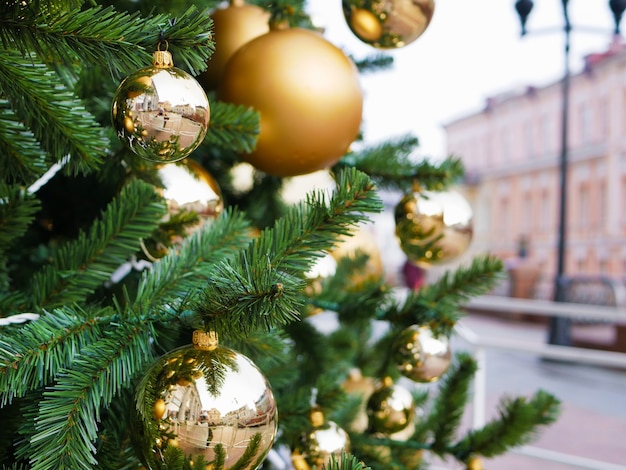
133,332,277,470
394,189,473,267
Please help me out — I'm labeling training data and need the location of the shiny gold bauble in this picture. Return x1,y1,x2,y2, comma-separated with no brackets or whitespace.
332,225,384,286
394,189,473,267
366,377,414,435
342,369,376,433
199,0,270,91
133,331,278,470
218,26,363,177
296,413,351,468
112,51,210,163
157,160,224,221
343,0,435,49
467,455,483,470
393,325,451,383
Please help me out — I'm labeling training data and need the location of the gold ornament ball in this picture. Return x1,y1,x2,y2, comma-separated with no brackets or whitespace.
394,189,473,267
297,419,351,468
158,160,224,222
199,0,270,91
343,0,435,49
394,325,451,383
467,455,483,470
332,225,384,287
112,51,210,163
218,26,363,177
133,332,278,470
366,377,414,435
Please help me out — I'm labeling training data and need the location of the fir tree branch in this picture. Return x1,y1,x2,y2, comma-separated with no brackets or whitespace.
385,254,505,335
130,208,252,319
28,179,166,310
0,50,107,175
425,352,478,455
205,101,260,154
451,390,561,461
0,102,48,185
195,168,383,337
0,184,40,254
0,305,110,406
28,321,158,470
1,5,214,77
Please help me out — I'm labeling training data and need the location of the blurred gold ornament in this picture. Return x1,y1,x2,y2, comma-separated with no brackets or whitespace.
342,368,375,433
394,325,451,382
332,225,384,286
467,455,483,470
218,25,363,177
158,160,224,221
295,408,351,468
394,189,473,267
112,50,210,163
366,377,414,435
343,0,435,49
133,331,278,470
199,0,270,91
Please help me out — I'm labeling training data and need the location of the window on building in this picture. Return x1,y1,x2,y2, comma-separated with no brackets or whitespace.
598,181,606,229
580,102,592,144
541,115,552,156
540,189,550,232
523,121,533,159
599,97,609,139
579,184,590,229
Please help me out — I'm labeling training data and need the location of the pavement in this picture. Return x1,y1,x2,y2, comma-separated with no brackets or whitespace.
428,313,626,470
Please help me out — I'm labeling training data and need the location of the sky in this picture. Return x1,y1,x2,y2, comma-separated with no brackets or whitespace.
308,1,621,159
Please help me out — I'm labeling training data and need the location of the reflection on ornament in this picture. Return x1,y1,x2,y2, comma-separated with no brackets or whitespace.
305,253,338,296
112,50,210,163
280,170,336,205
394,189,473,267
158,160,224,221
366,377,414,435
199,0,270,91
219,26,363,177
343,0,435,49
133,331,277,470
394,325,451,382
297,408,351,468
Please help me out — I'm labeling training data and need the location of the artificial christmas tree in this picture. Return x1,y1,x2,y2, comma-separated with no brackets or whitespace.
0,1,560,469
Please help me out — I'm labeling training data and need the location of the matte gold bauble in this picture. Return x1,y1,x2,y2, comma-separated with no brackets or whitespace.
393,325,451,383
343,0,435,49
112,50,210,163
133,331,278,470
218,26,363,177
296,408,351,468
342,369,375,433
366,377,414,435
198,0,270,91
158,160,224,221
394,189,473,267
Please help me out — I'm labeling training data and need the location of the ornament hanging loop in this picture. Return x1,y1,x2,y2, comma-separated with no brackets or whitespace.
153,40,173,68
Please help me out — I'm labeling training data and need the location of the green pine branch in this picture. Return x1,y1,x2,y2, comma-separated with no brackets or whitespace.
28,179,167,310
425,352,478,454
0,102,48,185
0,50,107,175
1,5,214,78
194,168,383,338
451,390,561,461
0,185,40,255
205,101,260,154
27,320,158,470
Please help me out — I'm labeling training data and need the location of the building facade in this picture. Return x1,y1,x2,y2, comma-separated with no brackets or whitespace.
445,41,626,296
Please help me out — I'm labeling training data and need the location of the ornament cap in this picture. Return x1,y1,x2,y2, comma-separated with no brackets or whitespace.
192,330,219,350
309,407,325,428
152,50,174,68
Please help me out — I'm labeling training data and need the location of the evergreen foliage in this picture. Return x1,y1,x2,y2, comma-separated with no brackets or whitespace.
0,1,560,469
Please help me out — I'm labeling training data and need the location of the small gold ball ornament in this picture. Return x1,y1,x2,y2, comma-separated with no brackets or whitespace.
366,377,414,435
133,331,278,470
158,160,224,221
295,408,351,469
394,189,473,267
198,0,270,91
394,325,451,382
112,50,210,163
218,25,363,177
343,0,435,49
467,455,483,470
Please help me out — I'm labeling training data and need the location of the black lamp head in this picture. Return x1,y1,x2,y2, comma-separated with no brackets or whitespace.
610,0,626,35
515,0,534,36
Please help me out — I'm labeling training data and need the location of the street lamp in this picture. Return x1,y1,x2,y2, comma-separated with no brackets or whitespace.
514,0,626,346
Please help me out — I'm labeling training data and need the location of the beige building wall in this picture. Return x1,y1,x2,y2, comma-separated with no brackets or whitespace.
445,42,626,296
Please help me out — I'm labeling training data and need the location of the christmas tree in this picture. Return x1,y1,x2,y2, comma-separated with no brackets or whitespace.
0,1,560,469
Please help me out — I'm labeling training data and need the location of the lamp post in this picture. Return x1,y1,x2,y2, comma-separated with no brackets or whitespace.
514,0,626,346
